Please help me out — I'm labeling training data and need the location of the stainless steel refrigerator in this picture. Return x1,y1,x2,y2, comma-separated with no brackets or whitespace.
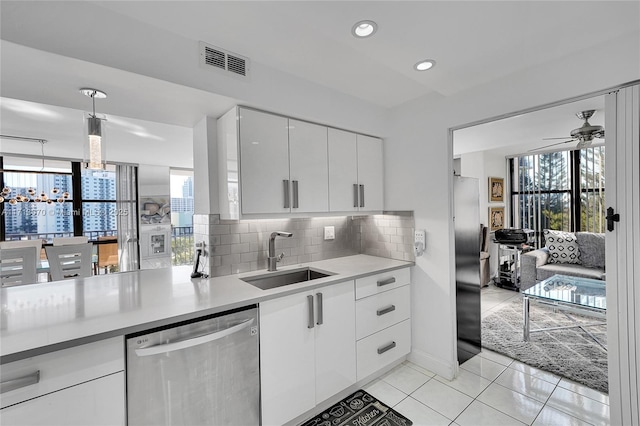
454,176,482,364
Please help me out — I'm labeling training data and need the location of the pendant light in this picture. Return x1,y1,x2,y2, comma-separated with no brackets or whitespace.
81,88,107,170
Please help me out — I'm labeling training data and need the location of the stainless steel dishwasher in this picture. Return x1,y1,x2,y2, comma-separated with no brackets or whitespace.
126,305,259,426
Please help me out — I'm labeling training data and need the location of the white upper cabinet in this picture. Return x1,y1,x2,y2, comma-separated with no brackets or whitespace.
218,106,383,218
289,119,329,213
328,130,384,212
356,134,384,212
238,108,290,215
328,128,359,212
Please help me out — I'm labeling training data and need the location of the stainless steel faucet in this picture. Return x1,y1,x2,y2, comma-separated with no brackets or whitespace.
267,231,293,271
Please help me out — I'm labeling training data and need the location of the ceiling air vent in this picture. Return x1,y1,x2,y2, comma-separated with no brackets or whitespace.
199,41,250,79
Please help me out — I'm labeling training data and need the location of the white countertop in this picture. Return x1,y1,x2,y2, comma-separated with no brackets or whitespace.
0,255,412,363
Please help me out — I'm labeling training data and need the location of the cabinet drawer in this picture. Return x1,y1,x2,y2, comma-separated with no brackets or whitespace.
356,319,411,381
356,285,410,340
355,267,410,299
1,337,124,408
0,372,125,425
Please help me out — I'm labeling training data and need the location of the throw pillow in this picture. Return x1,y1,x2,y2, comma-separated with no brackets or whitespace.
576,232,605,269
544,229,581,264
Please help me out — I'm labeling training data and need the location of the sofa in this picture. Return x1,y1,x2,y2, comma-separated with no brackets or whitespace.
520,230,605,291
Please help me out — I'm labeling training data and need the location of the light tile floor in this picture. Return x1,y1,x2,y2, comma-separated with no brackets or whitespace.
363,285,610,426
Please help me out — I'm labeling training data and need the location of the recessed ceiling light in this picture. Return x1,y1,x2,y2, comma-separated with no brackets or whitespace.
414,60,436,71
352,20,378,38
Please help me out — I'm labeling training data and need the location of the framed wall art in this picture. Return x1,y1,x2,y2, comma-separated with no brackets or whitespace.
489,177,504,202
489,206,505,231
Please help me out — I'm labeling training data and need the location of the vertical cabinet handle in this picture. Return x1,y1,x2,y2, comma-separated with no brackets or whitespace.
283,180,290,209
353,184,359,208
316,292,323,325
292,180,299,209
307,295,315,329
359,184,365,208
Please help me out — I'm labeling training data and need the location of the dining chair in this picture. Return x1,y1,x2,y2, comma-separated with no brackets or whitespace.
52,236,89,246
97,236,119,273
0,247,38,287
0,239,44,259
45,243,94,281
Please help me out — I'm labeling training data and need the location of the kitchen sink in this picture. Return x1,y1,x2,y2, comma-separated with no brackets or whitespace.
241,267,334,290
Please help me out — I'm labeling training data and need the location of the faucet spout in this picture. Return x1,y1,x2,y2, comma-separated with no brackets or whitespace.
268,231,293,271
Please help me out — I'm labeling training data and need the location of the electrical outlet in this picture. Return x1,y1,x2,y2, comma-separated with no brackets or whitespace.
324,226,335,240
414,230,426,256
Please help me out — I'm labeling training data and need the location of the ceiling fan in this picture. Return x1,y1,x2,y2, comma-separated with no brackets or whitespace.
531,110,605,152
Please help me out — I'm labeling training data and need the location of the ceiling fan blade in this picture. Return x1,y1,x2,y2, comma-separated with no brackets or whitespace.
542,137,573,140
528,140,574,152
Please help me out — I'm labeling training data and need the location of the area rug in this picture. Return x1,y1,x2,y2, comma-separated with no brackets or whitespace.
299,390,412,426
482,297,608,393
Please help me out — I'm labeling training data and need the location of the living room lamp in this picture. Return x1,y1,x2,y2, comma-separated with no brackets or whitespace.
81,88,107,170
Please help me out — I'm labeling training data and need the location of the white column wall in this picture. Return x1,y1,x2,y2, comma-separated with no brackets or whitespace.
605,84,640,425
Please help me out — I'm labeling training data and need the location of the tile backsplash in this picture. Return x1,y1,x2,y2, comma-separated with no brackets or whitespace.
193,212,414,277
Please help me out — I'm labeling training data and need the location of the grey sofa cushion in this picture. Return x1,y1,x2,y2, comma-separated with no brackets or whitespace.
576,232,605,269
537,264,606,282
544,229,581,264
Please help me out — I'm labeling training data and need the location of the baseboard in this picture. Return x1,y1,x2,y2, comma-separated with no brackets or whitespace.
407,348,456,380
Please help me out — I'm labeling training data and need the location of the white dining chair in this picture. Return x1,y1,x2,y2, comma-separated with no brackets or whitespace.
53,236,89,246
0,247,38,287
45,243,93,281
0,239,44,255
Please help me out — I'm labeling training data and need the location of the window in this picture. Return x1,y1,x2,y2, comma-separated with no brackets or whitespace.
81,165,117,239
1,156,120,242
511,146,605,247
1,157,75,241
170,169,194,265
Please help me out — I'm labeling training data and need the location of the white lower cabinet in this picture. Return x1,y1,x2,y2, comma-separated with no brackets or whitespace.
1,372,125,426
260,280,356,426
356,319,411,380
355,267,412,381
0,337,125,425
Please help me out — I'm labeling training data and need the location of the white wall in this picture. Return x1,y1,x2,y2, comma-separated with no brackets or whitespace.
385,33,640,378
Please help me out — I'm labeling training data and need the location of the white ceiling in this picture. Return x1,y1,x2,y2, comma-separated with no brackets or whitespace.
0,1,637,163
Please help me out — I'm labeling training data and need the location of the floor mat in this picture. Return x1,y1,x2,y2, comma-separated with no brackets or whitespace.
299,390,412,426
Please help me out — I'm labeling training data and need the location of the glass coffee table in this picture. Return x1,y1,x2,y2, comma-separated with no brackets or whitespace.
522,274,606,346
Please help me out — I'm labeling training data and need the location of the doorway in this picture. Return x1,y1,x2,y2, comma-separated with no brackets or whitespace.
451,94,609,391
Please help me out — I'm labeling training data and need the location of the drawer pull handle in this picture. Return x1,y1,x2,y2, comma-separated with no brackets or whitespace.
377,305,396,316
377,277,396,287
1,370,40,394
377,341,396,355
